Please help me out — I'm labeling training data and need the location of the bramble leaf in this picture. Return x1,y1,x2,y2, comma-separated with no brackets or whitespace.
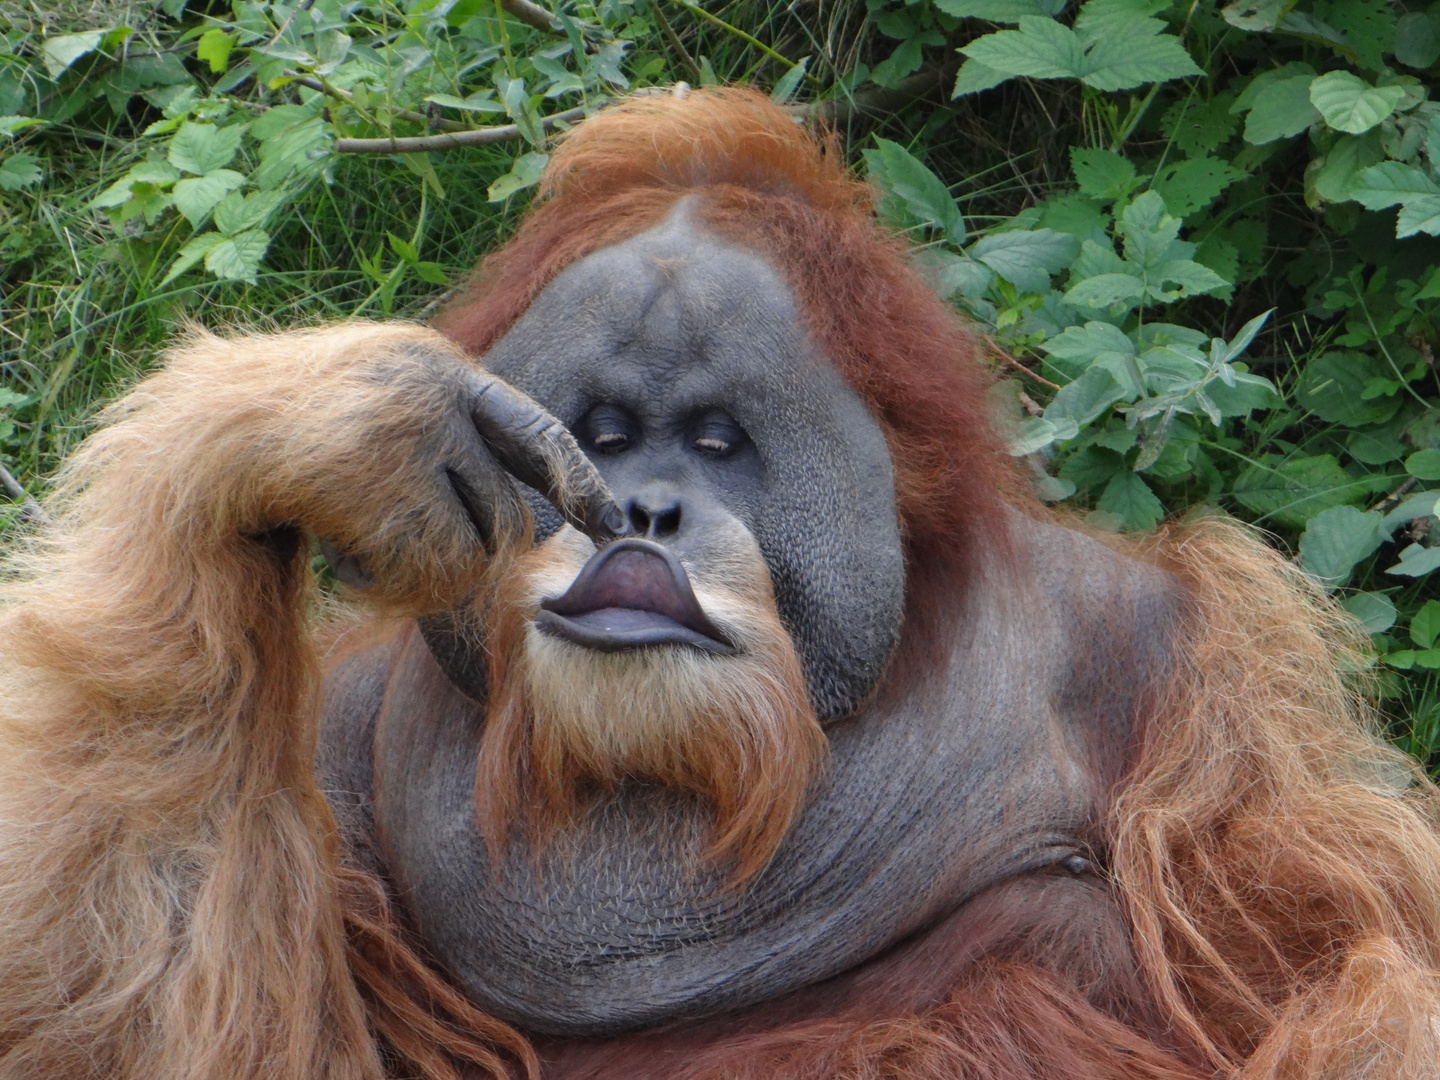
1243,74,1319,144
1298,505,1384,587
869,139,966,244
1309,71,1406,135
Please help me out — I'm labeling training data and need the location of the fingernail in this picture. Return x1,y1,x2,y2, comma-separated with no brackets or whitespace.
602,504,627,536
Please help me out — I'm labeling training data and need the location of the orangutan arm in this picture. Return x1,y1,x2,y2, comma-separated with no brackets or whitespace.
0,323,609,1080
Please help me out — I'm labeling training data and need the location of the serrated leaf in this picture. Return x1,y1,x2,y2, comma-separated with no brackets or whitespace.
1232,453,1364,530
1387,543,1440,577
1165,94,1240,157
196,28,234,73
1395,12,1440,70
1341,591,1397,634
41,31,104,78
1097,470,1165,531
1046,366,1129,426
1008,416,1069,456
1309,72,1406,135
1041,321,1137,367
1397,196,1440,237
168,121,243,175
160,231,224,284
1151,156,1244,218
487,151,548,202
1071,147,1137,201
1296,350,1401,425
214,189,284,236
171,169,245,226
935,0,1065,19
1150,258,1229,296
960,17,1086,81
952,58,1012,96
203,228,269,283
1078,27,1202,91
1073,0,1171,41
1243,74,1320,144
968,228,1075,292
1411,599,1440,648
1298,505,1384,587
1065,271,1147,308
870,139,966,244
0,153,41,190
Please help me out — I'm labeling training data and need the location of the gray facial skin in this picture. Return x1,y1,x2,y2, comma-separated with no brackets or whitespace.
318,206,1185,1039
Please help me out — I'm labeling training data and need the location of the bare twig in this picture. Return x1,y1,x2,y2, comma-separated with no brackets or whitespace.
0,462,50,526
500,0,561,33
334,105,590,153
984,335,1061,390
1370,475,1420,514
651,2,702,85
291,76,470,133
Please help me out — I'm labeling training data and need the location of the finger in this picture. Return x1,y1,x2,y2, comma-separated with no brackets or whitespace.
464,371,627,544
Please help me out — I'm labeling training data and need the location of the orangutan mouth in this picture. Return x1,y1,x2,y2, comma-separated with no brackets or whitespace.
535,538,736,654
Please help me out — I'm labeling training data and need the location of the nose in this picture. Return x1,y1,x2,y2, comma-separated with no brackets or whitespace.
625,489,682,540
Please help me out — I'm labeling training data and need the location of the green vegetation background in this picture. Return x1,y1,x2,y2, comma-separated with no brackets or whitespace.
5,0,1440,764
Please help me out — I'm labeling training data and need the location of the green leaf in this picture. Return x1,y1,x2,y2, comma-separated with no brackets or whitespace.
203,228,270,283
1243,74,1320,144
1298,505,1384,586
1341,591,1397,634
1232,453,1363,530
413,261,449,286
1151,156,1244,218
1353,162,1440,211
1396,197,1440,238
869,139,966,244
1007,416,1077,456
1073,0,1171,40
1097,470,1165,531
171,169,245,226
41,31,104,78
1071,147,1137,201
1411,599,1440,649
196,28,235,73
1041,321,1136,371
1309,71,1406,135
487,151,549,202
1078,25,1202,92
1221,0,1285,32
1311,131,1385,205
1388,543,1440,577
770,56,809,105
0,153,41,190
1046,366,1128,426
960,17,1084,80
1296,351,1402,426
160,230,224,284
0,116,45,138
1381,492,1440,538
214,190,285,236
1065,271,1147,308
1394,12,1440,70
935,0,1065,19
1164,94,1239,158
168,121,243,175
1060,444,1126,492
952,58,1012,96
968,228,1075,292
1406,448,1440,481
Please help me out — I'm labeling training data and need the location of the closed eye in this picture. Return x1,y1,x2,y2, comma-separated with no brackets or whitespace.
579,403,639,455
689,410,748,458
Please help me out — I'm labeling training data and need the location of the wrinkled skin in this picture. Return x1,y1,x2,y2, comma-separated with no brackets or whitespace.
317,208,1183,1045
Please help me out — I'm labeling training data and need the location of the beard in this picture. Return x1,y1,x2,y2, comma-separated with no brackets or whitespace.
473,526,827,883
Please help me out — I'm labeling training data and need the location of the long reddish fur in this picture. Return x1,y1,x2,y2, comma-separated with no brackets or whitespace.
0,87,1437,1080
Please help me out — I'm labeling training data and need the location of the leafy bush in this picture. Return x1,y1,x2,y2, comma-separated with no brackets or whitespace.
3,0,1440,763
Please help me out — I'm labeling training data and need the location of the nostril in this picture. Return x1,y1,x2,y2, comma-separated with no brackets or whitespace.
628,505,652,536
654,506,681,538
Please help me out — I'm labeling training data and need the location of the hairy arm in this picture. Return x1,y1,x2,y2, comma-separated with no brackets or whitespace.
0,324,610,1080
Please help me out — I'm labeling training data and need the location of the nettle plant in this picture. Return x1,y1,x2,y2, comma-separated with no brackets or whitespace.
865,0,1440,728
1,0,653,296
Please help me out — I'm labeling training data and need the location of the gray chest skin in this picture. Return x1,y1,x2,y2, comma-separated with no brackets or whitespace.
348,520,1181,1038
320,207,1185,1037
